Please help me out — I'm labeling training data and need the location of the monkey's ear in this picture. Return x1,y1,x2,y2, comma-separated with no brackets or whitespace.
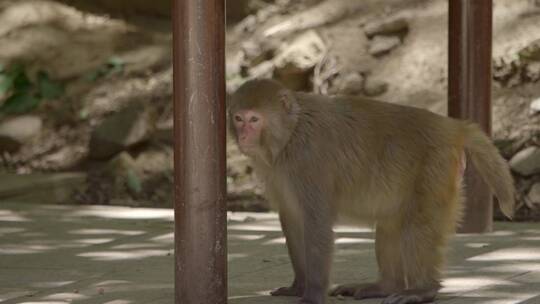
278,89,297,113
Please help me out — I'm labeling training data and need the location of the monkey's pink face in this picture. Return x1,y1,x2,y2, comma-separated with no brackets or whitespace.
232,109,264,153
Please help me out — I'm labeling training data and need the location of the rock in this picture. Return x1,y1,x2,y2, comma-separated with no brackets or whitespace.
528,182,540,205
525,62,540,82
509,146,540,176
363,78,389,97
89,103,156,160
226,0,251,23
518,39,540,62
530,97,540,115
273,30,326,91
241,39,278,67
364,16,409,38
0,115,42,152
335,72,364,95
369,35,401,57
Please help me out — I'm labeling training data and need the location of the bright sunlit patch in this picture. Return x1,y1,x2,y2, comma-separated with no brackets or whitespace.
0,244,52,254
465,242,490,248
94,280,131,286
228,253,248,261
228,234,266,241
18,301,71,304
521,236,540,241
0,227,25,235
77,249,169,261
263,237,286,245
112,242,165,249
151,233,173,243
479,263,540,273
69,206,173,220
441,276,513,293
43,292,87,300
69,229,145,236
103,300,133,304
0,210,30,222
469,248,540,261
335,237,374,244
334,226,373,233
75,238,115,245
228,224,282,232
31,281,74,288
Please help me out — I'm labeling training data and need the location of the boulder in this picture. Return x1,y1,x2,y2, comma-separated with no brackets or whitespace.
0,115,42,152
273,30,326,91
530,97,540,115
89,103,155,160
368,35,401,57
335,72,364,95
363,78,389,97
528,182,540,205
364,16,409,38
509,146,540,176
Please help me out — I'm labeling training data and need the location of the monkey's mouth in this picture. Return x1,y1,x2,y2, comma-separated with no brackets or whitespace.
238,144,258,155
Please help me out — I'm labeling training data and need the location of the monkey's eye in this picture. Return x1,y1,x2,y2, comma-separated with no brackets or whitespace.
249,116,259,123
234,115,243,122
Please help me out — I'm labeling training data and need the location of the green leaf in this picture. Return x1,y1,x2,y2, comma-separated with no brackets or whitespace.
0,92,41,114
0,63,5,73
0,74,12,97
12,66,32,92
36,70,64,99
125,169,142,194
108,56,124,67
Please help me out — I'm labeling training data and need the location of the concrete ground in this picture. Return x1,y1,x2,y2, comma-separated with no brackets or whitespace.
1,202,539,304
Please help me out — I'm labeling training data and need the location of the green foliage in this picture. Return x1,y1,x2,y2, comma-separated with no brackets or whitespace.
84,56,125,82
0,63,64,114
125,169,142,194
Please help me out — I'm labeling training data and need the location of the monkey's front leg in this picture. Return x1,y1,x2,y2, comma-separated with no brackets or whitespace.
298,191,334,304
271,208,306,297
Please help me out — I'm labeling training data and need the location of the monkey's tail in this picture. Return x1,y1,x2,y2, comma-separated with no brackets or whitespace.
463,124,515,219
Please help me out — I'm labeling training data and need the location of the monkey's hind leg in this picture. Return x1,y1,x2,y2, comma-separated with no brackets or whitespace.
330,221,405,300
381,199,460,304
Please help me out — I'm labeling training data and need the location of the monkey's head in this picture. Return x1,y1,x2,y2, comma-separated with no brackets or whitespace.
229,79,299,162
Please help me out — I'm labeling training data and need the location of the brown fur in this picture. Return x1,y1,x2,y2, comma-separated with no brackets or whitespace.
228,79,515,304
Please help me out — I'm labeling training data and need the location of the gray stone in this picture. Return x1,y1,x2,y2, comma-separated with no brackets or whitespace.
89,103,155,160
273,30,326,91
0,115,42,152
509,146,540,176
364,16,409,38
369,35,401,56
530,97,540,115
528,182,540,205
518,38,540,62
363,78,389,97
337,72,364,95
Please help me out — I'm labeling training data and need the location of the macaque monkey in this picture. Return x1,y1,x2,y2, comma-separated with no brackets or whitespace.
228,79,514,304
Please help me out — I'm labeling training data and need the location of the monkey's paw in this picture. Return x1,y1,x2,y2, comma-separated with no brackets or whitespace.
270,285,303,297
330,283,385,299
382,292,435,304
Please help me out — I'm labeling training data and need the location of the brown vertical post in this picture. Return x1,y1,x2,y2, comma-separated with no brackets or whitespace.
173,0,227,303
448,0,493,233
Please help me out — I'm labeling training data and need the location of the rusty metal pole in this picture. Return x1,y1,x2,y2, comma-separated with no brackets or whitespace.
173,0,227,303
448,0,493,233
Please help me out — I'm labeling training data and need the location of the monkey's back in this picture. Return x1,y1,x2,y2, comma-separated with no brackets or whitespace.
286,93,467,220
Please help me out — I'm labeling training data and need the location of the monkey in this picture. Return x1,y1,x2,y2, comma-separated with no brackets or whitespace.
228,78,515,304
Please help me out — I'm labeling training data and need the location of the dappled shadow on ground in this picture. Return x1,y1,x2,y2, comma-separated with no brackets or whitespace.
1,203,540,304
0,202,175,304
